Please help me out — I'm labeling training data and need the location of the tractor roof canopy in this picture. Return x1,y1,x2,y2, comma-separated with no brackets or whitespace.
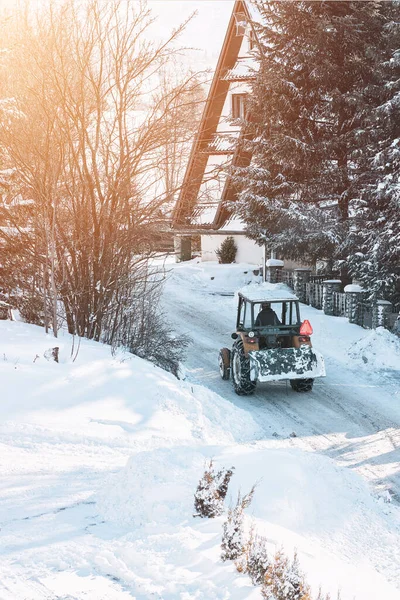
237,283,298,303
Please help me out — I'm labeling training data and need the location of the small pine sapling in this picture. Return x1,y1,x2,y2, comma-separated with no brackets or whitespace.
235,523,255,574
315,589,332,600
246,532,270,586
286,551,311,600
216,236,238,264
194,459,234,518
221,485,256,561
262,549,311,600
315,590,341,600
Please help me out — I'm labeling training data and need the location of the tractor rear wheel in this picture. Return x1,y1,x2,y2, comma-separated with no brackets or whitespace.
290,378,314,392
231,341,256,395
218,348,231,380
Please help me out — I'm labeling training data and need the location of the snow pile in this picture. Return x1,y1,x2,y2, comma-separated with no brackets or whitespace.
222,447,400,600
223,447,395,540
348,326,400,371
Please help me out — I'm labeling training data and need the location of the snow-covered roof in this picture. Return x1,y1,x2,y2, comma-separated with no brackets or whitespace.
222,60,257,81
237,282,299,302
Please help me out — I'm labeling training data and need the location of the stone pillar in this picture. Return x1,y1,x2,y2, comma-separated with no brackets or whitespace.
265,259,284,284
372,299,393,329
344,284,364,324
293,268,312,303
393,314,400,337
322,280,342,316
174,235,192,262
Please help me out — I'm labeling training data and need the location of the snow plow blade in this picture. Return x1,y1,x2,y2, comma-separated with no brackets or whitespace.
249,345,325,383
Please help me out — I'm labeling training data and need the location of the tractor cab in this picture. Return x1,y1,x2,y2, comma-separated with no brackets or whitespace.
236,294,305,350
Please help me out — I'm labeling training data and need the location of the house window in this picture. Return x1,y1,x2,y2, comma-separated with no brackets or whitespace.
231,93,247,119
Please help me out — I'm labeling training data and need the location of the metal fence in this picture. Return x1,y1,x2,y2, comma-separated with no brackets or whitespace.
277,268,399,335
305,282,324,309
332,291,347,317
357,296,374,329
277,269,295,288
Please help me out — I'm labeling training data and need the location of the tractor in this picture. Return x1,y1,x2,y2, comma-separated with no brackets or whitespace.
219,285,325,395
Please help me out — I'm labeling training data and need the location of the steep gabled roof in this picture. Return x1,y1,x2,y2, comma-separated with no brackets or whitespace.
172,0,258,230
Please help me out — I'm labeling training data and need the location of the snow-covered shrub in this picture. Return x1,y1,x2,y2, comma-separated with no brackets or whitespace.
128,311,190,378
216,236,237,264
221,485,256,561
262,550,311,600
245,531,270,586
107,281,190,378
18,293,46,327
194,460,234,518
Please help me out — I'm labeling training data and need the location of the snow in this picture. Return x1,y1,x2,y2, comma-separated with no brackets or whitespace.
238,281,299,301
1,260,400,600
250,346,326,382
348,326,400,371
344,284,365,293
266,258,284,267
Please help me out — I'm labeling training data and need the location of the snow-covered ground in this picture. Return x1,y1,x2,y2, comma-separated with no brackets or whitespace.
1,259,399,599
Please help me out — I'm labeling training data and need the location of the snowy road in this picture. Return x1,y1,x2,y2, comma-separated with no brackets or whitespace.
161,261,400,503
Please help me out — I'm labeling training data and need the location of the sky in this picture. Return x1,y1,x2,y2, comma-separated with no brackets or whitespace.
148,0,234,67
0,0,235,68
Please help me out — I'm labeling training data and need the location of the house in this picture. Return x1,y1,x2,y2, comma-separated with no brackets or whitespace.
172,0,264,265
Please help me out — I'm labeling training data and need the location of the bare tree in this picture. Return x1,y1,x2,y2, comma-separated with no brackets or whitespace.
0,0,200,361
154,63,206,218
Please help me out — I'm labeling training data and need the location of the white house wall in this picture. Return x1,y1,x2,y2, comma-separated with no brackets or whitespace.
201,233,264,264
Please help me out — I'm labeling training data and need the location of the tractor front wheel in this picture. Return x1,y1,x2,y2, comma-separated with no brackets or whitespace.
231,341,256,395
290,378,314,393
219,348,231,380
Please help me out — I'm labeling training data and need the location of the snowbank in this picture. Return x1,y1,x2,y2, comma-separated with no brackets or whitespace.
96,442,400,600
220,446,400,600
348,326,400,371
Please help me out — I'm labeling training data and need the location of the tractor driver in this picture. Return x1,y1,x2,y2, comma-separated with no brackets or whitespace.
255,302,281,327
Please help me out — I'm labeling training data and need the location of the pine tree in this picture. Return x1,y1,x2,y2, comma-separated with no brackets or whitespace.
194,460,234,518
234,1,399,268
347,9,400,303
216,236,238,264
221,486,256,561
